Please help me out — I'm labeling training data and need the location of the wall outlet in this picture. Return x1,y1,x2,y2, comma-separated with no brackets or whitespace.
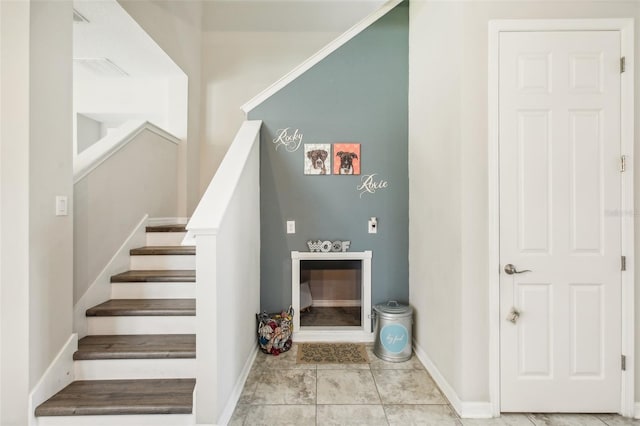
287,220,296,234
368,217,377,234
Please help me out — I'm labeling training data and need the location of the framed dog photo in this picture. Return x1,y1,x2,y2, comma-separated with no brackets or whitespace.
333,143,360,175
304,144,331,175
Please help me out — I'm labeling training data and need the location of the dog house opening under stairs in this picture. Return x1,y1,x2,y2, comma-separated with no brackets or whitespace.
291,251,372,342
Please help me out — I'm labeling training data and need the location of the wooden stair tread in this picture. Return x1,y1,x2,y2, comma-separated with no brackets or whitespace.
130,246,195,256
86,299,195,317
74,334,196,360
145,224,186,233
34,378,195,417
111,270,195,283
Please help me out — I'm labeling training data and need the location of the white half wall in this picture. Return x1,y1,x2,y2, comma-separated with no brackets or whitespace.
188,120,261,424
409,0,640,410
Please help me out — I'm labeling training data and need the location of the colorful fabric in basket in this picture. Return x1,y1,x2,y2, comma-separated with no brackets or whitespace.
257,306,294,356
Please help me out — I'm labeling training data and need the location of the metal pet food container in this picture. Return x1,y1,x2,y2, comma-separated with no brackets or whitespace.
373,300,413,362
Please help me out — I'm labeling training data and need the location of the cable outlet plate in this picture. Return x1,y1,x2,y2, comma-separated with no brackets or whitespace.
368,217,377,234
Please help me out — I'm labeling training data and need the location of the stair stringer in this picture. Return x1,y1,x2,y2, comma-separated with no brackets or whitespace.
28,334,78,426
73,214,148,339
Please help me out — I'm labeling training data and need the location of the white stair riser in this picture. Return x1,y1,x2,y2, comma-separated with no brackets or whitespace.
37,413,194,426
146,232,188,246
74,358,195,380
87,316,195,335
111,282,196,299
130,255,195,271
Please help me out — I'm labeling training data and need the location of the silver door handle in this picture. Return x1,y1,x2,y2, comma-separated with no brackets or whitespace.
504,264,532,275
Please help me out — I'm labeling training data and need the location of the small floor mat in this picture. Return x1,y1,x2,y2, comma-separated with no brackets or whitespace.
296,343,369,364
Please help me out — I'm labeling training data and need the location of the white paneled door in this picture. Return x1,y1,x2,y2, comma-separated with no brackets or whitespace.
499,31,622,412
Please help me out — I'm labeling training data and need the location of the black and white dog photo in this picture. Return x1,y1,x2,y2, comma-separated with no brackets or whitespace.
336,151,358,175
305,149,329,175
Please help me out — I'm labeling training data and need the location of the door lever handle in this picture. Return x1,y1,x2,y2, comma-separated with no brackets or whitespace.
504,264,532,275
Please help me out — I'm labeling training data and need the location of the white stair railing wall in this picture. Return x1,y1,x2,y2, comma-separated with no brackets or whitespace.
185,120,262,425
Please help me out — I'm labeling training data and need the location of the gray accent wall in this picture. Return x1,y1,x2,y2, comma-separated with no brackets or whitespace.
248,3,409,313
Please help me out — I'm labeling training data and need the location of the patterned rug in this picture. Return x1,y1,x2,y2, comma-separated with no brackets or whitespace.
296,343,369,364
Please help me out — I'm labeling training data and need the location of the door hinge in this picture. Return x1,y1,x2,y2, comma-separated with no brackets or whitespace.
621,56,626,73
620,155,627,172
622,355,627,371
622,256,627,271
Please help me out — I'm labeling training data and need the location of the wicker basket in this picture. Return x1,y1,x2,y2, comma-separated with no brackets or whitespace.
256,306,294,355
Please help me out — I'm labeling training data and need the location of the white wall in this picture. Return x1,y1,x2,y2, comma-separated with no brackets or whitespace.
29,0,75,392
74,77,169,130
199,30,340,192
409,0,640,406
118,0,203,216
76,113,103,154
0,1,31,424
74,130,179,303
1,1,74,423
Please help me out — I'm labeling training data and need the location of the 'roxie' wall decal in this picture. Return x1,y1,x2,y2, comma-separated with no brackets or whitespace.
357,173,389,198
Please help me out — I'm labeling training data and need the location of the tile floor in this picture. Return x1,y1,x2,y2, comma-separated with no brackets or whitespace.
229,344,639,426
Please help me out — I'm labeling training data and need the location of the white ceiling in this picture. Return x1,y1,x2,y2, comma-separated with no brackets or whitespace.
73,0,185,79
73,0,386,78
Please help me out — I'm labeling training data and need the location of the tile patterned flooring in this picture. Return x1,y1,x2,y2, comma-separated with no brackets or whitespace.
229,344,639,426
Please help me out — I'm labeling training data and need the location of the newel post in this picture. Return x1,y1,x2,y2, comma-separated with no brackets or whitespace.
194,232,218,424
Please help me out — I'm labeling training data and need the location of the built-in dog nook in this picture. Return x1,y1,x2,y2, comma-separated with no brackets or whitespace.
291,251,372,342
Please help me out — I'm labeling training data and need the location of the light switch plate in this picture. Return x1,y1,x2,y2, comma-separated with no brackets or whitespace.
287,220,295,234
55,196,68,216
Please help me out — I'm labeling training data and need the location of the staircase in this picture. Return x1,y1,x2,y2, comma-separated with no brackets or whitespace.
36,224,197,425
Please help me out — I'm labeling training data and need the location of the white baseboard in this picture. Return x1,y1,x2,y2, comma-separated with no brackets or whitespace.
413,340,493,419
73,214,148,338
217,346,258,426
29,334,78,426
147,216,189,226
312,300,361,307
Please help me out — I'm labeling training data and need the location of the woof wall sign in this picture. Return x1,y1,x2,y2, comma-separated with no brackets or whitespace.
307,240,351,252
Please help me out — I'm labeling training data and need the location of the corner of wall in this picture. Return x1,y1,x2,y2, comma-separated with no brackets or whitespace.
413,340,493,419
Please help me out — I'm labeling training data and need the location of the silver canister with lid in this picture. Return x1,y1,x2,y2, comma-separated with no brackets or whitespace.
372,300,413,362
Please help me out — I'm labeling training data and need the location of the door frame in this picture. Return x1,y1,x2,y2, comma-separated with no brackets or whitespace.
488,19,635,417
